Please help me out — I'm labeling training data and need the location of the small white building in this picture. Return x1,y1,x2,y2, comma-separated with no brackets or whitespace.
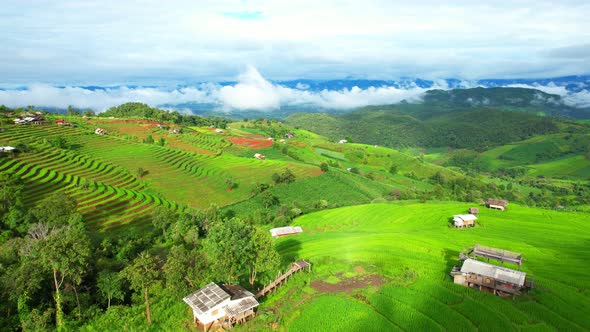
183,283,259,331
338,139,348,144
215,129,223,133
270,226,303,238
254,153,265,160
453,214,477,228
0,146,16,152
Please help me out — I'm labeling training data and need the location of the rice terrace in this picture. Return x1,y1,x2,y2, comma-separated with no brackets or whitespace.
2,2,590,331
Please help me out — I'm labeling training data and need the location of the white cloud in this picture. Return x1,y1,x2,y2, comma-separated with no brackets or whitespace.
1,67,589,112
1,1,590,84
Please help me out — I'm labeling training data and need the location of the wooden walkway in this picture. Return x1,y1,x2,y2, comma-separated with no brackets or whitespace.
255,260,311,299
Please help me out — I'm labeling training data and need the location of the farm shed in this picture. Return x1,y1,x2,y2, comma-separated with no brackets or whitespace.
0,146,16,153
183,283,259,332
270,226,303,238
468,207,479,214
254,153,266,161
461,244,523,267
95,128,107,135
285,132,294,139
486,198,508,211
451,259,530,297
338,139,348,144
453,214,477,228
215,129,223,133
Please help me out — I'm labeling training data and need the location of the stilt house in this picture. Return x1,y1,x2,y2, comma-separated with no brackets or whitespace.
183,283,259,331
453,214,477,228
485,198,508,211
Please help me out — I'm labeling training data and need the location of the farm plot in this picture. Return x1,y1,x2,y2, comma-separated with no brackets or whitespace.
272,202,590,331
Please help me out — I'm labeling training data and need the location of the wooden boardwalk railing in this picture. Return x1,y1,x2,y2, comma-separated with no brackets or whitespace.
255,260,311,299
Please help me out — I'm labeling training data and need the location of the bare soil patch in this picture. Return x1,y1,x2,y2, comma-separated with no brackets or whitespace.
311,274,389,293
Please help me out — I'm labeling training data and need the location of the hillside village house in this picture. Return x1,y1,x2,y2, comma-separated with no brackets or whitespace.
183,283,259,331
486,198,508,211
284,132,294,139
453,214,477,228
338,139,348,144
254,153,265,160
94,128,107,135
468,207,479,214
270,226,303,238
451,244,531,297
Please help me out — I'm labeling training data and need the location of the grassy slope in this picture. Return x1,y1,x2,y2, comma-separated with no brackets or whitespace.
269,202,590,331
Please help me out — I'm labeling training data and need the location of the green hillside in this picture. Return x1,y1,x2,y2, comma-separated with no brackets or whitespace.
1,103,589,331
269,202,590,331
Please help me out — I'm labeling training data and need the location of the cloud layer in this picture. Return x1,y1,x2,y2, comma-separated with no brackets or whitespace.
1,67,589,112
1,1,589,84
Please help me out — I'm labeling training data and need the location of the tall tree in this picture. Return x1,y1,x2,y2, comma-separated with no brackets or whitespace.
33,225,92,329
121,252,160,324
204,218,252,283
151,206,176,239
247,228,280,287
97,271,124,309
31,192,79,227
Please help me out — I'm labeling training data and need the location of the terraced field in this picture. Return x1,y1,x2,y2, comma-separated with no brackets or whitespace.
0,123,324,232
268,202,590,331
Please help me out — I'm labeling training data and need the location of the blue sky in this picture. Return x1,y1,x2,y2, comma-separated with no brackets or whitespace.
1,0,589,85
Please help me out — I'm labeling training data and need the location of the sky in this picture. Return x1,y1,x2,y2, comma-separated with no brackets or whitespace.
0,0,589,110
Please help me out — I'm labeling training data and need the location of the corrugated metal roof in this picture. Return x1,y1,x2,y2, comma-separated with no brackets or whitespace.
223,297,259,317
461,259,526,286
270,226,303,237
454,214,477,222
183,282,230,315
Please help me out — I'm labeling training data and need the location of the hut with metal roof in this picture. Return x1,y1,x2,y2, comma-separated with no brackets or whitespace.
453,214,477,228
485,198,508,211
451,259,529,296
269,226,303,238
183,282,259,331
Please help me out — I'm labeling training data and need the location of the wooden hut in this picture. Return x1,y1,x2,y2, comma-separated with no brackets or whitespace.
451,259,530,297
461,244,523,267
485,198,508,211
270,226,303,238
453,214,477,228
468,207,479,214
254,153,266,161
183,283,259,332
95,128,107,135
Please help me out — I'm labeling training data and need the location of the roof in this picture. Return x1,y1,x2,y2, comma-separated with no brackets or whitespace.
223,297,259,317
270,226,303,237
486,198,508,206
473,244,522,262
183,282,231,315
454,214,477,222
220,284,254,300
0,146,15,151
461,259,526,286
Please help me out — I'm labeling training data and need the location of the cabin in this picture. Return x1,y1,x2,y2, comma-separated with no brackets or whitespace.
254,153,265,161
460,244,523,267
485,198,508,211
215,129,223,134
451,259,530,297
169,128,180,134
267,137,273,141
453,214,477,228
55,119,66,125
0,146,16,153
338,139,348,144
279,139,286,144
284,132,294,139
183,283,259,332
468,207,479,214
270,226,303,238
94,128,107,135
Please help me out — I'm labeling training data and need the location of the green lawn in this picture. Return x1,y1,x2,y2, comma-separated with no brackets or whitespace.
269,202,590,331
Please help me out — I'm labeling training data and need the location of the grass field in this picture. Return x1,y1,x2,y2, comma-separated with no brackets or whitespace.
261,202,590,331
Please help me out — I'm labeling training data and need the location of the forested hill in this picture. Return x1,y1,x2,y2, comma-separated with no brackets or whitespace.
285,87,590,150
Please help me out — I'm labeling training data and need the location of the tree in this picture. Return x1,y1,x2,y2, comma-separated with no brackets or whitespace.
389,164,398,175
320,162,329,172
247,228,280,287
66,105,80,116
33,225,92,329
260,191,279,209
121,252,160,324
31,192,79,227
151,206,176,239
225,178,237,190
50,136,68,149
143,135,154,144
97,271,123,309
204,218,252,283
136,167,148,179
163,245,207,296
